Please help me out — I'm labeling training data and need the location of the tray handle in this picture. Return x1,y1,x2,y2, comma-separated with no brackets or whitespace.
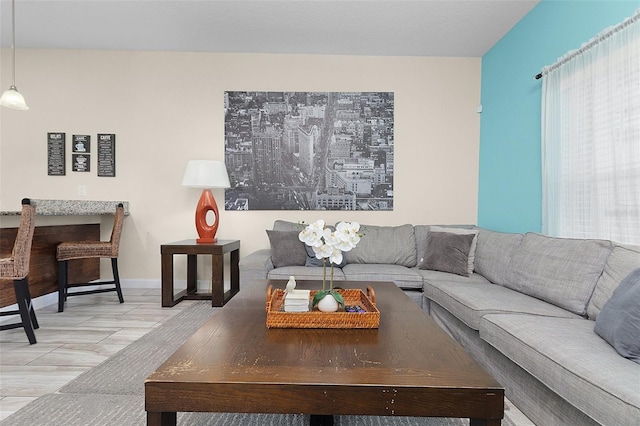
266,284,273,312
366,286,376,306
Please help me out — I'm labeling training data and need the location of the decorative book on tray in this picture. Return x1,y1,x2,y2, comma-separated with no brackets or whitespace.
284,289,311,312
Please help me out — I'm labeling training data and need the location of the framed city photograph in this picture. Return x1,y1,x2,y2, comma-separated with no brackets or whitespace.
224,91,394,211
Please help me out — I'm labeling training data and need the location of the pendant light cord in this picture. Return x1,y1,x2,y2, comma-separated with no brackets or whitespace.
11,0,17,87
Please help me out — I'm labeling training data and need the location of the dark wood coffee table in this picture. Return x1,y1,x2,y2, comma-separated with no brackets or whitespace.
145,280,503,425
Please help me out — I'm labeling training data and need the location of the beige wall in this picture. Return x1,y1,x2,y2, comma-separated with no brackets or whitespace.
1,48,481,284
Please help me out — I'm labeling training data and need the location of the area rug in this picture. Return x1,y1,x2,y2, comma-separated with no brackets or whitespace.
2,302,467,426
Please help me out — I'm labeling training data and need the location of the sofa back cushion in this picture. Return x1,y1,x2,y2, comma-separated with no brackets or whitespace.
505,233,612,316
344,224,416,266
587,243,640,320
273,220,304,232
474,229,523,285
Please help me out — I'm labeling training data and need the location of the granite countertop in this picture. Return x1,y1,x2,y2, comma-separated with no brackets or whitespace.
0,199,130,216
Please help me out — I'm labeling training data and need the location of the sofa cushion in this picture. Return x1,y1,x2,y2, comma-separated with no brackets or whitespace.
474,229,523,286
429,226,479,275
341,263,423,289
595,267,640,364
273,220,304,231
588,243,640,319
344,224,416,267
480,314,640,426
505,233,612,316
419,231,475,277
417,268,493,286
424,279,579,330
266,230,307,268
268,265,346,282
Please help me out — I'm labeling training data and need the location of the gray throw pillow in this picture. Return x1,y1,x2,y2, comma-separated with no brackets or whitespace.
429,226,478,275
594,267,640,364
419,231,475,277
266,230,307,268
304,244,347,268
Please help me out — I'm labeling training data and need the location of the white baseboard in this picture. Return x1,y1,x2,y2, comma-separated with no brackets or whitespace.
120,279,161,289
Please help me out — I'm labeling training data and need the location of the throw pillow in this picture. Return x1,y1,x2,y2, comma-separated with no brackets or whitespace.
304,244,347,268
419,231,475,277
594,267,640,364
266,230,307,268
429,226,479,275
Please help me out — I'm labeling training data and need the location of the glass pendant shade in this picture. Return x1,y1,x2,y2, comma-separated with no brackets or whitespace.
0,86,29,110
1,0,28,111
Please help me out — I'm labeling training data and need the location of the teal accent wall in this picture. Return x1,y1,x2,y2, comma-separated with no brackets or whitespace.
478,0,639,233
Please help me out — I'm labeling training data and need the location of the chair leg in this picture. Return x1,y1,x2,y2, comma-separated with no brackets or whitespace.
14,278,37,344
23,277,39,329
58,260,68,312
112,258,124,304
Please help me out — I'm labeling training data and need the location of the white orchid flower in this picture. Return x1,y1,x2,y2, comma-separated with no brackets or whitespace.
298,219,325,246
313,243,333,259
334,221,361,251
329,247,344,265
322,228,340,246
299,220,360,267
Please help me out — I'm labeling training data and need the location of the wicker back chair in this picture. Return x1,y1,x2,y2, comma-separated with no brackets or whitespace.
0,198,39,344
56,203,125,312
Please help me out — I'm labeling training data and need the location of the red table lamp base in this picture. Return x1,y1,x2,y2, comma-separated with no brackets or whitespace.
195,189,219,244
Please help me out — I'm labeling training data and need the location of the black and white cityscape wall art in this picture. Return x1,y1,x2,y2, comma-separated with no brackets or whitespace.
224,91,394,211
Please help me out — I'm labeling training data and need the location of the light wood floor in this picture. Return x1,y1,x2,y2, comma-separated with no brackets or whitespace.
0,288,196,421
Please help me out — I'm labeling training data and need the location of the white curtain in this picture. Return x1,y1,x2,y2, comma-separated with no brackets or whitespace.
542,9,640,245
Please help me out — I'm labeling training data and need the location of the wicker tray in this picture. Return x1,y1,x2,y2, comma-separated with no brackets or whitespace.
265,285,380,329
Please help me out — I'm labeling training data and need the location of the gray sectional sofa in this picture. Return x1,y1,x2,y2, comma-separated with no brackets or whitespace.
239,220,640,426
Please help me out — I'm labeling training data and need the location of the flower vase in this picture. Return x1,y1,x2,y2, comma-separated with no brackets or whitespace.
317,293,340,312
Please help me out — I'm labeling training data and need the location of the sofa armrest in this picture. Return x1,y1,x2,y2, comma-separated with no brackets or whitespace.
239,249,274,284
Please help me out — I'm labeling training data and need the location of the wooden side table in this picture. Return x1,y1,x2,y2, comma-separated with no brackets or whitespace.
161,239,240,307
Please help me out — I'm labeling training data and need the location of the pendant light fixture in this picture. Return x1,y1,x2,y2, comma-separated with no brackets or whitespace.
1,0,29,110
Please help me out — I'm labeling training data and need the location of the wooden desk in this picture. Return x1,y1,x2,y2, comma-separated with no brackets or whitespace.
160,239,240,307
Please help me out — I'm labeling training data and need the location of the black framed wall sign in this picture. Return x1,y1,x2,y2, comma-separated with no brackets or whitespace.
72,134,90,153
72,154,90,172
47,132,66,176
97,133,116,177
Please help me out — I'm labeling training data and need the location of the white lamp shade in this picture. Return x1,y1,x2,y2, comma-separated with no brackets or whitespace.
0,86,29,110
182,160,230,189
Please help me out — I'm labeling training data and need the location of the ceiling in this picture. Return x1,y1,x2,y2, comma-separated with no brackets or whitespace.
0,0,539,57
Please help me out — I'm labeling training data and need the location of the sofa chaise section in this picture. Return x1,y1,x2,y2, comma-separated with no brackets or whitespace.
481,314,640,426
